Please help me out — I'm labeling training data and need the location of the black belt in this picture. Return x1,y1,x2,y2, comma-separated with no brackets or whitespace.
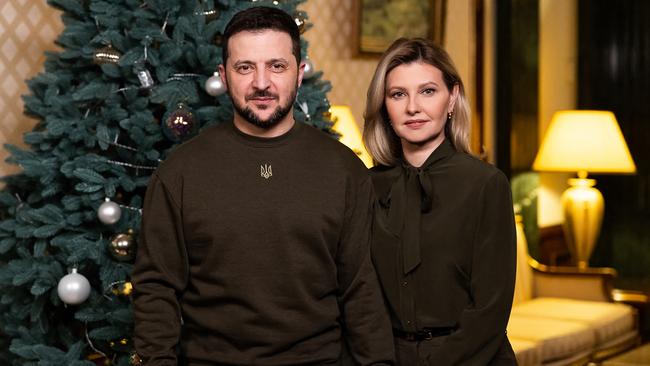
393,327,455,342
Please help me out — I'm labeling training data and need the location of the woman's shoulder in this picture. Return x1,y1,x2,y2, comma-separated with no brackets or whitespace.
451,152,508,186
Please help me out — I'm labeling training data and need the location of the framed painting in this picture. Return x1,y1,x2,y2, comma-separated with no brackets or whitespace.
354,0,446,55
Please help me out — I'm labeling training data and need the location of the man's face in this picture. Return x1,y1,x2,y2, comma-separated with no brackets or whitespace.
219,30,304,130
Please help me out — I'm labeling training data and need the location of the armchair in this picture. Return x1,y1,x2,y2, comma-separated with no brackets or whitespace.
508,215,640,366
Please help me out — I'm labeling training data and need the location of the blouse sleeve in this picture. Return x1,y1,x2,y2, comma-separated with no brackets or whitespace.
132,172,189,365
427,171,517,365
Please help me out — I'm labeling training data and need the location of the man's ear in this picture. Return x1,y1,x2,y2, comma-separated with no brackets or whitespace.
218,64,227,88
297,61,305,88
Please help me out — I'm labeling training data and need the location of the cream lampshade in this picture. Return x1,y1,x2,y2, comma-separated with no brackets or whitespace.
533,110,636,268
329,105,373,168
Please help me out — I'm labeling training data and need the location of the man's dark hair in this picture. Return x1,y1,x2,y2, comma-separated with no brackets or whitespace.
222,6,302,65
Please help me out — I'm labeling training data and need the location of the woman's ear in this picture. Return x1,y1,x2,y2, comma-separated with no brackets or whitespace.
448,83,460,112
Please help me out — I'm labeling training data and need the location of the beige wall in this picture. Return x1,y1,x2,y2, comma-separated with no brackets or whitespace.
0,2,62,177
538,0,577,226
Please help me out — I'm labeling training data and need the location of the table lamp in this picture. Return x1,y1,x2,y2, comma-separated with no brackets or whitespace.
329,105,374,168
533,110,636,268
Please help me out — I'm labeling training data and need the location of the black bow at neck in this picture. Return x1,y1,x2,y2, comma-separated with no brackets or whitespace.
380,139,456,274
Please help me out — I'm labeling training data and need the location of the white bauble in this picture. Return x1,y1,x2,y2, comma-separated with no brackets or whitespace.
57,269,91,305
98,199,121,225
205,72,227,96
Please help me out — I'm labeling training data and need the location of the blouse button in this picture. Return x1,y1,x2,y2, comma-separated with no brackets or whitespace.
402,281,408,287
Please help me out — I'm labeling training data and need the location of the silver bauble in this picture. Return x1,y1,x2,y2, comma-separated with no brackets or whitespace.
109,231,136,261
98,199,121,225
57,268,91,305
303,59,315,79
205,72,227,96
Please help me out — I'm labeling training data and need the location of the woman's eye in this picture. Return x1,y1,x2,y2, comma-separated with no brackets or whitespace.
390,91,405,98
422,88,436,95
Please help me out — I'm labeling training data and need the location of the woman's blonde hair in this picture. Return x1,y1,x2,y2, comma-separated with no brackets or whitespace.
363,38,472,166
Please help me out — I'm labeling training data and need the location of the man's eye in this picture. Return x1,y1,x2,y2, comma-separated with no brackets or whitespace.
270,63,287,72
237,65,253,74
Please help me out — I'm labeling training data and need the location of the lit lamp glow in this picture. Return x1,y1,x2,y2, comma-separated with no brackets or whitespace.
329,105,374,168
533,110,636,268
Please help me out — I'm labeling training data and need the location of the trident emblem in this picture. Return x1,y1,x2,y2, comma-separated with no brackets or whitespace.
260,164,272,179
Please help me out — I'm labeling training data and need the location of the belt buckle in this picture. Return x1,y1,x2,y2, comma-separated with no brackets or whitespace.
422,330,434,341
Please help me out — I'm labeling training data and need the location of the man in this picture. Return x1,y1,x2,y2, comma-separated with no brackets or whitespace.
132,6,394,366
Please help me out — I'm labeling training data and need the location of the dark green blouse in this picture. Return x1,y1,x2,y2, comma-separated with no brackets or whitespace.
370,139,516,365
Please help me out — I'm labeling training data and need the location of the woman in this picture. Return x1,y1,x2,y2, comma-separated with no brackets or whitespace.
363,38,517,365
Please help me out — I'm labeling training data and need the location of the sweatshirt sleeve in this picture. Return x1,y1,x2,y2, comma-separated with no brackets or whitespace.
337,174,395,366
132,172,189,366
427,171,517,365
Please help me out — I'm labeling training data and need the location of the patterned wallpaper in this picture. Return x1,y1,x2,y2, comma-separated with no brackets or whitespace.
299,0,380,131
0,1,62,177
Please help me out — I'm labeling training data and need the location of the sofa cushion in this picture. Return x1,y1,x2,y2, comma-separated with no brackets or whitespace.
507,314,595,363
510,338,541,366
511,297,634,346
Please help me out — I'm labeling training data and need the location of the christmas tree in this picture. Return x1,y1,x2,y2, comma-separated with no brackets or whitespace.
0,0,333,365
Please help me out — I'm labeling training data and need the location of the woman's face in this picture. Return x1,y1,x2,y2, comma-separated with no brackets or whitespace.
384,61,458,149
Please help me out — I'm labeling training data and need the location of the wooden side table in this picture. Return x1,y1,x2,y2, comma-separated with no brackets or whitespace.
613,289,650,342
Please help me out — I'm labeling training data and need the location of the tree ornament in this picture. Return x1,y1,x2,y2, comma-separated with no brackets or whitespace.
205,72,227,96
93,45,121,65
87,352,111,366
135,66,154,89
303,58,315,79
108,231,136,261
98,198,122,225
162,103,198,142
57,268,91,305
110,337,130,352
111,281,133,296
294,14,307,34
200,2,220,22
130,352,143,366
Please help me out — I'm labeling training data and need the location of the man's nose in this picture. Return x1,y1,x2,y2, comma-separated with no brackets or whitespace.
253,68,270,90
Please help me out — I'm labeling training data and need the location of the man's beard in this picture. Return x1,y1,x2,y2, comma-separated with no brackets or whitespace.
230,86,298,130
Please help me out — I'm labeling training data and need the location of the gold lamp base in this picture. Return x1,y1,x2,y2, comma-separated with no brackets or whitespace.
560,172,604,269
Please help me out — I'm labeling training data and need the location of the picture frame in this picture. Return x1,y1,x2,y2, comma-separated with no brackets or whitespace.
353,0,446,56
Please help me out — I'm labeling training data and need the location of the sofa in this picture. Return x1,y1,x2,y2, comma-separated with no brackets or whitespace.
508,215,642,366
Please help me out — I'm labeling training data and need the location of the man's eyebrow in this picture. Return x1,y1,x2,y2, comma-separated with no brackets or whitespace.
266,58,289,64
232,60,254,67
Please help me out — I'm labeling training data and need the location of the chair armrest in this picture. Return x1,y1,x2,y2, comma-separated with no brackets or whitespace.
528,256,616,302
612,289,649,305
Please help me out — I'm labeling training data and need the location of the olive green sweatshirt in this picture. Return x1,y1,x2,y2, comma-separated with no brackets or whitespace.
132,121,394,366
